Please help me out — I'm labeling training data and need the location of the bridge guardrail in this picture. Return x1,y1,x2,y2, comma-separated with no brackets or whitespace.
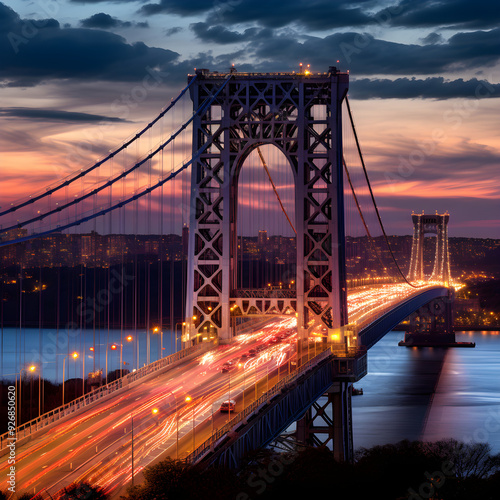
186,346,340,464
0,341,214,451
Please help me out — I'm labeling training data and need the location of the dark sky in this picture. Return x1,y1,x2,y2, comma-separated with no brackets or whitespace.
1,0,499,237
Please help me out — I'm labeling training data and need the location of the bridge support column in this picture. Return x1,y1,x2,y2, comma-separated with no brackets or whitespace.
295,382,353,462
399,291,474,348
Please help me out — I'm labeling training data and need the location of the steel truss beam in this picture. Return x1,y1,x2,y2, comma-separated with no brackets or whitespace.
295,382,353,460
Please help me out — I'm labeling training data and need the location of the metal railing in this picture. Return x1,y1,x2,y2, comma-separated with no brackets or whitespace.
186,347,336,464
0,341,214,451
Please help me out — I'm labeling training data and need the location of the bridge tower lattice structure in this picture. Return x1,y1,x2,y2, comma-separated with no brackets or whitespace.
407,212,451,285
184,67,349,355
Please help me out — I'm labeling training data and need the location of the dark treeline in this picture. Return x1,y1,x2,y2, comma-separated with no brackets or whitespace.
2,439,499,499
0,481,107,500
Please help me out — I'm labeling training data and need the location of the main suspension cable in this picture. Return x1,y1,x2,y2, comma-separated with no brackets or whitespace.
343,157,391,279
0,75,231,247
0,75,197,218
0,75,217,234
345,96,420,288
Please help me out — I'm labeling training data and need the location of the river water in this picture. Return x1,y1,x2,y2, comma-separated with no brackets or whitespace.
352,330,500,454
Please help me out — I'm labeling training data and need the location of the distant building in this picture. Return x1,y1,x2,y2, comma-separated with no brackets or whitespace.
0,228,28,242
258,230,268,247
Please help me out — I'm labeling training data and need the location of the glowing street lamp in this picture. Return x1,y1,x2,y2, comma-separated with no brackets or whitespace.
18,364,36,425
175,322,186,353
62,352,79,406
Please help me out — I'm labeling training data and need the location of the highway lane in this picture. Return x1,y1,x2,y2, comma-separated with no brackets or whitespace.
347,282,440,329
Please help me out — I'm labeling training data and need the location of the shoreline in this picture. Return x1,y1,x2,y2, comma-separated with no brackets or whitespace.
393,325,500,332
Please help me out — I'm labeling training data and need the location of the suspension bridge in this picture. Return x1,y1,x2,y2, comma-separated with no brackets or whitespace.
0,66,472,499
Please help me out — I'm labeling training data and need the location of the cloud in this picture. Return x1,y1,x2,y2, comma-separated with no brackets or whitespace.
0,107,129,123
190,22,272,45
365,138,500,197
70,0,137,3
165,26,183,36
2,1,499,90
66,0,500,33
421,32,444,45
242,28,500,76
139,0,211,17
350,77,500,100
0,3,179,86
378,0,500,30
80,13,149,29
0,128,44,152
375,195,500,237
140,0,375,30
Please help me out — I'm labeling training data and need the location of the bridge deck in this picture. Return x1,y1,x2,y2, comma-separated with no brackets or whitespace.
0,283,451,497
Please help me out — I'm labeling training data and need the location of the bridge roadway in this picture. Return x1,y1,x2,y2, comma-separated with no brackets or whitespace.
1,318,297,498
0,283,447,498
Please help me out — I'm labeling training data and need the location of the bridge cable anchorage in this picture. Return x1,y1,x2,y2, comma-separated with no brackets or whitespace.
0,74,198,219
0,75,232,247
343,156,391,278
0,74,231,237
345,97,421,288
256,146,297,235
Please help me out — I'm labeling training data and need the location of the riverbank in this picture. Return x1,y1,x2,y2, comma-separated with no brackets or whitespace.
393,324,500,331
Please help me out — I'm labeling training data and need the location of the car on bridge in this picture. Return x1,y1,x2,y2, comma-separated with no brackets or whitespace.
221,361,237,373
219,400,236,412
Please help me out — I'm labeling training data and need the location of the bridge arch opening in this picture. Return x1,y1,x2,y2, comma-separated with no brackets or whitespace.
234,144,296,292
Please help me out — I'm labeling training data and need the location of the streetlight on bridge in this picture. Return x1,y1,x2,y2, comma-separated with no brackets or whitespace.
175,322,186,352
62,352,79,406
105,336,133,383
17,364,36,426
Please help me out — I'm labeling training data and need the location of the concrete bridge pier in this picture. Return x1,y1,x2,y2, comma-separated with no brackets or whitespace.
295,381,353,462
399,291,475,348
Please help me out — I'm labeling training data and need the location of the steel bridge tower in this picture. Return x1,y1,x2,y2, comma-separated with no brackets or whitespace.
407,211,451,285
184,66,349,358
